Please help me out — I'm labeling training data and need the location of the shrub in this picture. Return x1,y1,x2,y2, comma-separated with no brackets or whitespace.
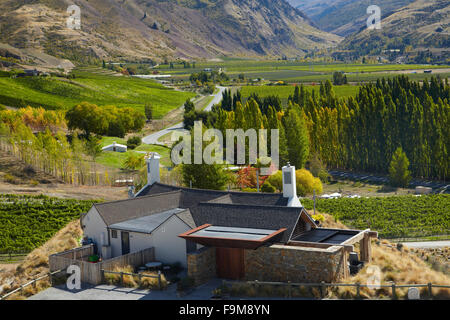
261,181,276,193
3,173,17,184
312,214,325,223
296,169,323,196
127,136,142,150
318,170,330,183
140,272,168,290
266,171,282,191
122,153,145,170
23,165,36,176
242,188,257,193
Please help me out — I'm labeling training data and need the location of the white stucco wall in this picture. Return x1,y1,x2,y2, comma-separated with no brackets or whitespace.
151,215,191,268
109,215,191,268
102,145,127,153
81,207,108,253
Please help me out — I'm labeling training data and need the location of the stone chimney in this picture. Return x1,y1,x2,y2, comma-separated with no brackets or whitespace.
146,152,160,185
282,163,302,207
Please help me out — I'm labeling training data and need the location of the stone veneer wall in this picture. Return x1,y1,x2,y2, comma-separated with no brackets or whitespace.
187,247,216,285
244,244,348,283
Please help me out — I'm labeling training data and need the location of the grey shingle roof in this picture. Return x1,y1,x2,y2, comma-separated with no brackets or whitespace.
175,209,196,229
94,182,312,244
138,183,289,207
109,208,187,234
94,191,182,226
191,202,302,243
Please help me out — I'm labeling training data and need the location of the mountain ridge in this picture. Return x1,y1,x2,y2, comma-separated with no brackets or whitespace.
0,0,342,63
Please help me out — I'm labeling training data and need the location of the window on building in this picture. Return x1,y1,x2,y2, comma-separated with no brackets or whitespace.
111,230,118,239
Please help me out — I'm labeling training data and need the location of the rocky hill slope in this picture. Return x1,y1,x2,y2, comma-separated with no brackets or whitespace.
0,0,341,64
288,0,416,36
340,0,449,56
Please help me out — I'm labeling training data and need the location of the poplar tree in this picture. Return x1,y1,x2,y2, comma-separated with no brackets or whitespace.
283,103,309,169
389,147,412,187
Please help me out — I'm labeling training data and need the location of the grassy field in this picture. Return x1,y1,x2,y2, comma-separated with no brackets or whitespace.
0,68,195,119
98,137,172,168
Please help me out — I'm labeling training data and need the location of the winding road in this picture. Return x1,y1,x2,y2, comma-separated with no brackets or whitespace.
142,86,226,146
402,241,450,249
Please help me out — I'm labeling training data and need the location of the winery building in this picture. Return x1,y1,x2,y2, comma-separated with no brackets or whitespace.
80,153,377,284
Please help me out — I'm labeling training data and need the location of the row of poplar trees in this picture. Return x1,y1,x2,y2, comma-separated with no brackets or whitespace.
296,76,449,180
209,76,448,180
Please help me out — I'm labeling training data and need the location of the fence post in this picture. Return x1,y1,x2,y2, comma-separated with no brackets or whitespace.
254,280,259,294
138,273,142,288
288,281,292,299
320,281,325,299
120,272,124,287
158,271,162,290
428,283,433,299
48,272,53,287
356,283,361,299
391,283,397,300
101,269,105,284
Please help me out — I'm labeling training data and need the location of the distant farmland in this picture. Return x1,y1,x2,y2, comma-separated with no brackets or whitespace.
156,60,449,83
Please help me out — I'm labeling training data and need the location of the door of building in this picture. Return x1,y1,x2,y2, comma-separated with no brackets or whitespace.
121,232,130,255
215,247,245,280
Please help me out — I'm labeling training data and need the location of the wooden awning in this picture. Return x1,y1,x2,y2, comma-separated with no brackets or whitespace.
179,224,287,250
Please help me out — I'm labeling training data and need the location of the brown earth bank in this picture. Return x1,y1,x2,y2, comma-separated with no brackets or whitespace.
0,220,83,300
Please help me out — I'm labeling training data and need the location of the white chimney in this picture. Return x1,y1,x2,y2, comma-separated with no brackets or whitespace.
146,152,161,185
282,163,302,207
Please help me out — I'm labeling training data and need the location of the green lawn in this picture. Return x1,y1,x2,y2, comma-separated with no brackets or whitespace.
0,69,195,119
97,137,172,169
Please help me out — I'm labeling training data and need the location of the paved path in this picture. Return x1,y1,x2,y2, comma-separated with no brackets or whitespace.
29,278,223,300
142,86,226,146
29,278,313,300
402,241,450,249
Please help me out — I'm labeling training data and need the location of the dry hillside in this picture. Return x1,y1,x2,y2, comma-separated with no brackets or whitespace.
289,0,416,36
340,0,449,54
0,219,82,300
318,212,450,299
0,0,341,64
